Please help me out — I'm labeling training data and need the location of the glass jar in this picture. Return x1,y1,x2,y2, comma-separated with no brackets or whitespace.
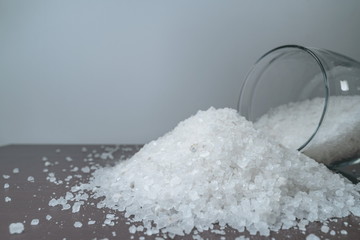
238,45,360,166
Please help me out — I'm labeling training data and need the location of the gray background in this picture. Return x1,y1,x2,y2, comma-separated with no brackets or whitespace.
1,0,360,146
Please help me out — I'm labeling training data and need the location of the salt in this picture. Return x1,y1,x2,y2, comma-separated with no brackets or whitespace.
12,168,19,174
31,219,39,225
74,221,82,228
5,196,11,202
27,176,35,182
306,234,320,240
255,96,360,165
320,225,329,233
9,222,24,234
46,215,52,220
52,108,360,238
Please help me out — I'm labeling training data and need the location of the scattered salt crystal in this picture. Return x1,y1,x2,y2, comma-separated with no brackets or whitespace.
343,221,348,227
81,166,90,173
46,215,52,220
3,174,10,179
340,229,348,235
112,231,116,237
306,235,320,240
4,183,9,189
70,167,79,172
82,147,87,152
12,168,19,174
31,219,39,225
5,196,11,202
88,220,96,225
139,237,145,240
42,157,48,161
74,221,82,228
136,225,144,232
66,157,72,162
235,236,249,240
56,148,61,153
330,230,336,235
65,192,74,200
72,201,84,213
27,176,35,182
129,225,137,234
320,225,329,233
9,222,24,234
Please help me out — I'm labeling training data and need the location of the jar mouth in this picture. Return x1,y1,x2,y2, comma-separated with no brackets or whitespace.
238,44,330,151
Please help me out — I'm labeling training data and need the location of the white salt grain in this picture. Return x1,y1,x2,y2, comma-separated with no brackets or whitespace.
46,215,52,220
27,176,35,182
320,225,329,233
330,230,336,236
81,166,90,173
9,222,24,234
5,196,11,202
74,221,82,228
4,183,9,189
88,220,96,225
129,225,137,234
31,219,39,225
340,229,348,235
12,168,19,174
306,234,320,240
3,174,10,179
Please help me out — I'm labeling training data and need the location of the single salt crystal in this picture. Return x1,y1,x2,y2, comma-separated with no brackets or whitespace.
340,229,348,235
46,215,52,220
27,176,35,182
306,234,320,240
9,222,24,234
330,230,336,235
81,166,90,173
4,183,9,189
66,157,72,162
5,196,11,202
320,225,329,233
82,147,87,152
65,192,74,200
44,161,52,167
235,236,249,240
129,225,137,234
3,174,10,179
88,220,96,225
42,157,48,161
56,148,61,153
74,221,82,228
72,201,83,213
31,219,39,225
12,168,19,174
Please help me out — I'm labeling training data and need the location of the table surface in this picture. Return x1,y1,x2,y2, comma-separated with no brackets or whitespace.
1,144,359,240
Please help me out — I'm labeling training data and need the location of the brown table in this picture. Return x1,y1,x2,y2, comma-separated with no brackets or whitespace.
1,145,359,240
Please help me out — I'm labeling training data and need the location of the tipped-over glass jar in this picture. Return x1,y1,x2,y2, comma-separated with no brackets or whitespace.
238,45,360,166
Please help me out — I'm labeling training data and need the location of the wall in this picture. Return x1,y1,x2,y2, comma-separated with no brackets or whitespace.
1,0,360,146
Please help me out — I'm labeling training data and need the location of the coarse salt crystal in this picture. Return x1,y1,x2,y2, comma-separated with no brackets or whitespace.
74,221,82,228
9,222,24,234
31,219,39,225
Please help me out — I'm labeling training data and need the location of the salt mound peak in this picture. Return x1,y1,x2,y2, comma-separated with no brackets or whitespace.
83,107,360,237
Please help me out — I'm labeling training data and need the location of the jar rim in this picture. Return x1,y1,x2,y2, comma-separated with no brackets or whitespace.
238,45,330,151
